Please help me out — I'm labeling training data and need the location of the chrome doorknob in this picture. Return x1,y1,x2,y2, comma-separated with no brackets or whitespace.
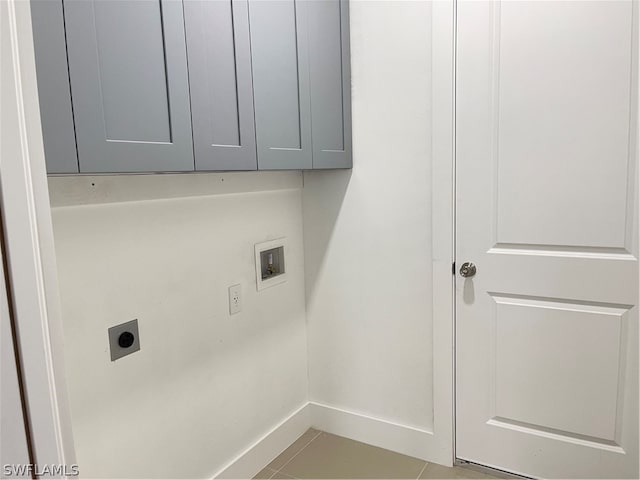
459,262,477,278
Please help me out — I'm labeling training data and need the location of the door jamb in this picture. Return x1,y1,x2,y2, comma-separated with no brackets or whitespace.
431,0,457,467
0,0,76,470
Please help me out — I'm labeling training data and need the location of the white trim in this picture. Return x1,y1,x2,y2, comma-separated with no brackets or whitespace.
214,404,311,479
430,0,456,468
0,221,30,476
0,0,76,470
215,400,443,479
308,402,436,462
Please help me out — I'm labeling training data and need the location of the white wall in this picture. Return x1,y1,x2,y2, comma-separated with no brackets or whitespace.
303,0,435,442
49,172,308,478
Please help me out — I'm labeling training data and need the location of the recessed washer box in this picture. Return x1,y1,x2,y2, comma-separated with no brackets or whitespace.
255,238,287,291
108,319,140,361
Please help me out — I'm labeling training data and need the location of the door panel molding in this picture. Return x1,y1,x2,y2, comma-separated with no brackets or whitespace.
485,418,626,454
488,243,636,260
486,1,636,252
488,294,629,444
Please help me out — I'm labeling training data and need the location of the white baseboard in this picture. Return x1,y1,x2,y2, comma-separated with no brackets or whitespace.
308,401,436,462
214,401,443,479
214,403,311,479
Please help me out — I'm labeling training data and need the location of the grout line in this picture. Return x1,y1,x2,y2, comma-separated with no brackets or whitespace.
416,461,429,480
265,467,278,479
276,473,297,480
275,429,323,475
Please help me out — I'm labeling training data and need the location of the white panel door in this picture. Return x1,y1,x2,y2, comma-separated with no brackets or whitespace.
456,2,638,478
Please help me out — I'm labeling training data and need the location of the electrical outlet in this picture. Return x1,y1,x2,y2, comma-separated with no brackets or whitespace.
228,284,242,315
108,319,140,361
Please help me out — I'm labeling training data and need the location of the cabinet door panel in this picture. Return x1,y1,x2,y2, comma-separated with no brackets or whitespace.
64,0,194,173
184,0,257,171
308,0,352,168
31,0,78,174
249,0,312,170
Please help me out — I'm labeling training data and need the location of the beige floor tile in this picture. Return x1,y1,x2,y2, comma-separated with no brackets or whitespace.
279,432,426,479
253,467,277,479
270,472,297,479
267,429,322,471
419,463,500,479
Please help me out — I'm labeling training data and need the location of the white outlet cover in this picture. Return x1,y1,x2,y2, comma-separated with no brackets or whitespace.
254,238,288,291
228,284,242,315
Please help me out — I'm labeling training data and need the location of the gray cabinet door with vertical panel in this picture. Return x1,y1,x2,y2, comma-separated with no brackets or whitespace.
31,0,79,174
308,0,352,169
249,0,312,170
63,0,194,173
184,0,257,171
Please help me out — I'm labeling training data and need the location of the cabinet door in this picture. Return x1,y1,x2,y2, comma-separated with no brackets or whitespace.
184,0,256,171
31,0,78,174
63,0,194,173
249,0,312,170
307,0,351,169
308,0,352,169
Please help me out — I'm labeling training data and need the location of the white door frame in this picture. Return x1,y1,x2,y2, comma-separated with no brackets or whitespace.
1,210,30,476
0,0,76,471
430,0,457,468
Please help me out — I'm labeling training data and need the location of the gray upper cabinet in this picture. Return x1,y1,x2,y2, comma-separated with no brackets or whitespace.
248,0,313,170
31,0,79,174
308,0,352,169
63,0,194,173
33,0,351,174
184,0,257,171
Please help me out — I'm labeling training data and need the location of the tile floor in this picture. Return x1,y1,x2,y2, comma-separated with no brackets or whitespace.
254,429,510,479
